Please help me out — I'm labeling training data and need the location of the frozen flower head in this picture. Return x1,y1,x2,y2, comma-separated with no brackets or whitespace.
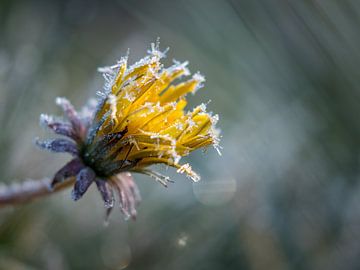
37,41,221,219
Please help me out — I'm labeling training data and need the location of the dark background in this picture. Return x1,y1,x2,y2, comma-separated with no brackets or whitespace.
1,0,360,269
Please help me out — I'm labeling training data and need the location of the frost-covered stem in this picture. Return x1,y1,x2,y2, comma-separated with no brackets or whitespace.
0,178,75,206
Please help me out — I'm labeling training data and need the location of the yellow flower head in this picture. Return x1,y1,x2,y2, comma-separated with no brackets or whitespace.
37,41,221,219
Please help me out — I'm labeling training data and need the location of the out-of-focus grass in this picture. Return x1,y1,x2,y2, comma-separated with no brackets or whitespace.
1,0,360,269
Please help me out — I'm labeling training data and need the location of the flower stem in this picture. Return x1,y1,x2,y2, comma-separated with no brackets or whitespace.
0,178,75,206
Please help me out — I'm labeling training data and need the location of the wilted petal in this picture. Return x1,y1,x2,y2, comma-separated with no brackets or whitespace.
110,172,141,219
109,180,126,216
71,167,96,201
36,138,79,156
95,179,114,209
51,158,84,188
122,172,141,204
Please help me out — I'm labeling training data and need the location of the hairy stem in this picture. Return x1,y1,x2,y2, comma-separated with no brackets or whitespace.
0,178,75,206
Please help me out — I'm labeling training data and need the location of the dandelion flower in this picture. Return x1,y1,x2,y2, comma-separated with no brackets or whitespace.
37,41,221,219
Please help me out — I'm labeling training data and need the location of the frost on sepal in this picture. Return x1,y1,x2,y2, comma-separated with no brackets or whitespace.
79,98,98,126
55,97,84,137
176,163,201,182
96,179,116,223
39,114,79,141
72,167,96,201
51,158,85,188
35,138,79,156
95,179,115,209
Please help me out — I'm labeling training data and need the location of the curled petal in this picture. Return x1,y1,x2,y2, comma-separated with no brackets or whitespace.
51,158,84,188
36,138,79,156
127,175,141,204
71,167,96,201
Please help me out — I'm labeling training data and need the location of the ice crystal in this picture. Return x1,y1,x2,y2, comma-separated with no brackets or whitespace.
36,42,220,219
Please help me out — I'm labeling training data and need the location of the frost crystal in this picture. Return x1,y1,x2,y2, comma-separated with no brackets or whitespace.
176,164,201,182
36,41,221,220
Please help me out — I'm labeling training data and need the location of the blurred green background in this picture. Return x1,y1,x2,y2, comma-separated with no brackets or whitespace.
1,0,360,269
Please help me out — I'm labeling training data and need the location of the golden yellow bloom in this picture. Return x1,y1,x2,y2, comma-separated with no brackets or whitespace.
37,42,220,219
90,43,220,181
